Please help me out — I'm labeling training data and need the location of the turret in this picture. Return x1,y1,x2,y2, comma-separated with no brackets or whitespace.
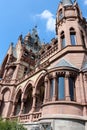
56,0,87,50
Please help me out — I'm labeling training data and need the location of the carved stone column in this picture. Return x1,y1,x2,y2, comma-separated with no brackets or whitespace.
75,76,81,103
48,77,51,101
19,100,24,115
44,76,48,103
52,72,57,101
65,72,70,101
80,73,85,103
11,102,16,116
83,74,87,102
32,94,36,112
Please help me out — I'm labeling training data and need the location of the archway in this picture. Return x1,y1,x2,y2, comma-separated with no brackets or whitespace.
14,89,22,115
22,84,33,114
35,76,45,112
0,88,10,117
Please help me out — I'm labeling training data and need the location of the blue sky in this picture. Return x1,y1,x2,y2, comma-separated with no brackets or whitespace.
0,0,87,64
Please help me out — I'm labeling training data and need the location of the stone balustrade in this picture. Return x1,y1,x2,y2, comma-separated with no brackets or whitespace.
10,112,42,123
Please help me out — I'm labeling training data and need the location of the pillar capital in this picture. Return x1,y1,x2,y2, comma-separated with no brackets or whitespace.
44,75,48,82
65,71,70,78
52,72,57,79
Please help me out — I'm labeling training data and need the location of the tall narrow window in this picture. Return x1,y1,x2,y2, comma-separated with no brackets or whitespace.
61,31,66,49
69,77,75,101
58,77,65,100
59,9,63,20
50,79,54,100
81,31,86,48
70,28,76,45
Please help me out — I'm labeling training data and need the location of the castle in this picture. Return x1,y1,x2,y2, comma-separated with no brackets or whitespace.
0,0,87,130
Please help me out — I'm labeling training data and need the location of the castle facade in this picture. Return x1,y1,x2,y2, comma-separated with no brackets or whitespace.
0,0,87,130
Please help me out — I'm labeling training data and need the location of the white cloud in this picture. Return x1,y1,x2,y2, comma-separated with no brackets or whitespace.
37,10,55,32
84,0,87,5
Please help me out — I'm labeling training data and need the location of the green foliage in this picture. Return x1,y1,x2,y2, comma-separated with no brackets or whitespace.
0,118,27,130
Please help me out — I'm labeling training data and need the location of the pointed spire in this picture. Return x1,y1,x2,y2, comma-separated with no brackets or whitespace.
62,0,73,6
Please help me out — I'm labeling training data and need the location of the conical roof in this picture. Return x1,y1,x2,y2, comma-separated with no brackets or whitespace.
62,0,73,6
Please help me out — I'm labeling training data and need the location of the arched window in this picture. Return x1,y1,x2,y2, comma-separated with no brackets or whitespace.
81,31,86,48
61,31,66,49
59,9,63,20
0,88,10,117
58,76,65,100
70,28,76,45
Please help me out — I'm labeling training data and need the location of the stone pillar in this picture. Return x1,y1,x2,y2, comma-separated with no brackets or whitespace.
52,72,57,101
19,100,24,115
58,33,61,50
32,94,36,112
44,76,48,103
65,27,71,46
75,76,81,103
11,102,16,116
76,26,82,45
48,77,51,101
83,74,87,102
65,72,70,101
80,73,85,103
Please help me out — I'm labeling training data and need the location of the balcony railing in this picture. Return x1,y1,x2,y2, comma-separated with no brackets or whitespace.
10,111,42,123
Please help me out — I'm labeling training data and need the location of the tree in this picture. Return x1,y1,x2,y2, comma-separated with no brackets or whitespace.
0,118,27,130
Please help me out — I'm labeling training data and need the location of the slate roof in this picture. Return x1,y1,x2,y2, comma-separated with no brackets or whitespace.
81,61,87,71
62,0,73,6
54,59,78,69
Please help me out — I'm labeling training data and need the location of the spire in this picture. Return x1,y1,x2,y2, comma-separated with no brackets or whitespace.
62,0,73,6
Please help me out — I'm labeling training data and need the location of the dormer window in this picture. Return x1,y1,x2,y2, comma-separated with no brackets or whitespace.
61,31,66,49
70,28,76,45
59,9,63,20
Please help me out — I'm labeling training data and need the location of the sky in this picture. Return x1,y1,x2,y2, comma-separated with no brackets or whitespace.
0,0,87,65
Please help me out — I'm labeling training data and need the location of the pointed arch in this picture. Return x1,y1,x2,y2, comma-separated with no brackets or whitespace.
22,80,34,114
34,72,45,112
23,80,34,95
13,88,22,116
34,72,45,91
0,87,11,117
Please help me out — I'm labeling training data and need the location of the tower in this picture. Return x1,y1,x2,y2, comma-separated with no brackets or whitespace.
56,0,87,50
